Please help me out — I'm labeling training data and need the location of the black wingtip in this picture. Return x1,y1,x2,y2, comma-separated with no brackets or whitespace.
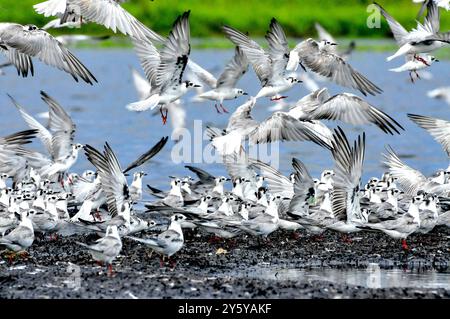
40,90,50,99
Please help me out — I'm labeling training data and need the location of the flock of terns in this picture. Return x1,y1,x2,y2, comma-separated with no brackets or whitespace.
0,0,450,275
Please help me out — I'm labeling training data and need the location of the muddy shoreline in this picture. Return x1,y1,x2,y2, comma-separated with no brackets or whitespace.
0,226,449,299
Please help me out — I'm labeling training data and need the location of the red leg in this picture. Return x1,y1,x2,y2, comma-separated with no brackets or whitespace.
401,239,409,251
215,104,221,114
107,264,113,277
19,251,28,259
159,108,167,125
169,257,177,270
313,234,324,241
226,239,237,248
414,56,430,66
341,234,352,244
208,235,222,243
410,72,415,83
270,96,288,101
7,252,15,264
162,110,168,125
220,104,229,113
94,211,102,221
291,232,301,240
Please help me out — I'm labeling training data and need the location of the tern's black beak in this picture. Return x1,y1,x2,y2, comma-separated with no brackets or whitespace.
331,43,338,46
435,59,440,62
243,92,248,95
193,84,202,88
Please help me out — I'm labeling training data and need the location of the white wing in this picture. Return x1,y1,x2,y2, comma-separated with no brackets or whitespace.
130,67,151,101
315,22,336,44
331,127,365,222
223,151,256,182
227,97,258,131
8,95,54,157
373,2,409,45
84,143,129,216
248,112,330,147
408,113,450,157
249,159,293,197
293,39,382,96
382,146,427,196
0,23,96,84
0,46,34,77
156,11,191,91
223,25,271,86
40,91,76,160
34,0,68,18
131,37,160,88
216,46,248,88
65,0,164,42
265,18,290,84
311,93,404,135
187,60,217,88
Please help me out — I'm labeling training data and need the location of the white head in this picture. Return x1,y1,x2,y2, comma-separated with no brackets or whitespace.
20,210,33,230
170,213,187,227
387,188,401,198
320,170,334,183
232,88,248,98
106,225,120,240
82,170,96,180
133,171,147,181
286,76,302,85
201,194,213,204
318,39,337,52
215,176,229,185
408,196,423,225
360,208,371,223
183,81,201,90
239,203,249,220
72,143,84,152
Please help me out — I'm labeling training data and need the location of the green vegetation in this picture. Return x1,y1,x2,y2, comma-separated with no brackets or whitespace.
1,0,450,41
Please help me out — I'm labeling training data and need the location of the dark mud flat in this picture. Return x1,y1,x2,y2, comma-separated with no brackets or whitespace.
0,227,449,299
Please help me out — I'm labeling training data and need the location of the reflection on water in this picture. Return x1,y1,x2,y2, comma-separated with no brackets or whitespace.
234,264,450,289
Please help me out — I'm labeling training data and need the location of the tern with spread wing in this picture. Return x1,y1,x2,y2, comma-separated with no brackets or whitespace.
223,18,302,101
374,1,448,61
188,46,249,113
9,92,83,182
126,11,200,124
0,23,96,83
34,0,164,42
287,38,382,96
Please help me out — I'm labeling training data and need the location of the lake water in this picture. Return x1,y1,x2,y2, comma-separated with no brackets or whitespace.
0,48,449,193
228,264,450,290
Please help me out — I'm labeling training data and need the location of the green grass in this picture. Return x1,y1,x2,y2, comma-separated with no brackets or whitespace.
1,0,450,41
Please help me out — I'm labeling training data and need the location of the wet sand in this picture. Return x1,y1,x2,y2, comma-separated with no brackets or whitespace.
0,226,449,299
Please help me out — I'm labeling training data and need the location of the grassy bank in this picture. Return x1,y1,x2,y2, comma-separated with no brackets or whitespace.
1,0,449,39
